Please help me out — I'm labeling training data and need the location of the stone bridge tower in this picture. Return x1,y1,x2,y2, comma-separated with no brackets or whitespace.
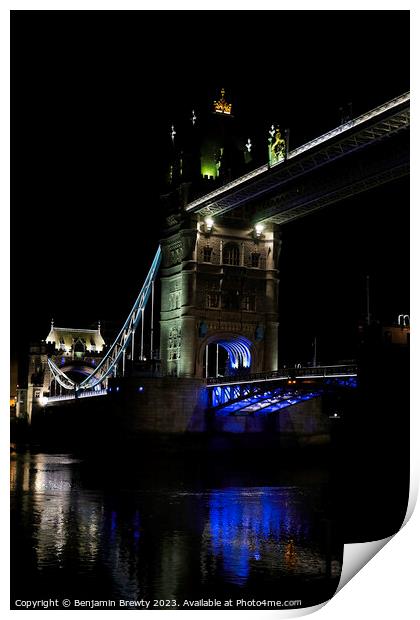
159,88,281,379
160,212,281,378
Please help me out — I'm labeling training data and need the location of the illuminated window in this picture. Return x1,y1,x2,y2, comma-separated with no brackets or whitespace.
223,243,240,266
74,340,85,353
203,246,213,262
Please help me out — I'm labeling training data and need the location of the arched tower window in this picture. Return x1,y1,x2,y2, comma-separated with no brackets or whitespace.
74,339,85,353
223,243,240,266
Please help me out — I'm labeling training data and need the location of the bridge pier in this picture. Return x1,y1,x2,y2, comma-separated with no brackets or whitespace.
33,374,335,451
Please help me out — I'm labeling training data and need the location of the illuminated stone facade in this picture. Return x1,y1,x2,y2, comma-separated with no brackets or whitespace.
18,326,106,421
160,88,281,378
46,323,105,358
160,215,281,378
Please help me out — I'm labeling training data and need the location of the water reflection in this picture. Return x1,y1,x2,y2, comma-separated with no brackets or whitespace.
202,488,324,585
11,452,342,607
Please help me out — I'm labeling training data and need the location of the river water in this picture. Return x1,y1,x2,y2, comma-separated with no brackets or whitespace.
11,450,342,609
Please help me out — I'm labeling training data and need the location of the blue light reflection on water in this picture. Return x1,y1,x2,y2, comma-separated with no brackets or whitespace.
111,511,117,531
11,453,340,602
206,487,313,585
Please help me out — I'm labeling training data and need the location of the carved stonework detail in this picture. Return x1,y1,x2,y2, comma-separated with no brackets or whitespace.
170,242,183,266
182,231,197,261
169,279,182,293
162,231,197,268
169,291,181,310
166,214,179,227
167,324,181,361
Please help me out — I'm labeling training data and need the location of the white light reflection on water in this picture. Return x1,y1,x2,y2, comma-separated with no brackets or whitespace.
11,452,342,602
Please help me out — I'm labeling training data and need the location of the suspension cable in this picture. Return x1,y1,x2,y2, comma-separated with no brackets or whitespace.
55,246,162,392
47,358,76,391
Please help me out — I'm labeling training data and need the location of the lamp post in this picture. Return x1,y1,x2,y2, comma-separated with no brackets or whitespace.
313,336,317,367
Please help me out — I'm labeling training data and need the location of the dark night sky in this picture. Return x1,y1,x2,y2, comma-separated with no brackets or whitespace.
11,11,409,372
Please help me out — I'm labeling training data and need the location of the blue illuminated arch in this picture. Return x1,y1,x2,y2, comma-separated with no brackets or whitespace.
197,333,257,377
217,336,252,370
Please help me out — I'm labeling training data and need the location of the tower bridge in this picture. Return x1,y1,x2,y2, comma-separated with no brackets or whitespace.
23,90,409,435
158,91,408,382
185,92,409,224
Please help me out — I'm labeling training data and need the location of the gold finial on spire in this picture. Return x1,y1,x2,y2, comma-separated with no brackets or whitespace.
213,88,232,115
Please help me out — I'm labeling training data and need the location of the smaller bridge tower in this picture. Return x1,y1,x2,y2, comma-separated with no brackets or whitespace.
45,321,106,389
17,322,106,421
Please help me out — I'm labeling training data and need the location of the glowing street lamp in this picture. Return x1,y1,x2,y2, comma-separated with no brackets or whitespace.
254,223,264,238
204,217,214,232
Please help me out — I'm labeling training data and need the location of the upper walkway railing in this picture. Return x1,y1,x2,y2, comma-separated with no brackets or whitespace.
206,364,358,387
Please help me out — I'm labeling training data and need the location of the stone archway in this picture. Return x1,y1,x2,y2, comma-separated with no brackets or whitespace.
196,333,259,379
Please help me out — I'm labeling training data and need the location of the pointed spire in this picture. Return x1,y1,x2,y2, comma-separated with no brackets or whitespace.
191,110,197,126
51,318,54,330
98,320,101,333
